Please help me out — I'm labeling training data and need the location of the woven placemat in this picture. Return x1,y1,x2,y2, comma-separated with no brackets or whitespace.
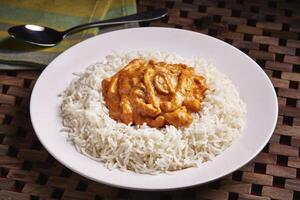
1,0,300,199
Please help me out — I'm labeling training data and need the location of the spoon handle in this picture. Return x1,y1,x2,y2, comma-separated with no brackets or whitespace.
64,9,168,36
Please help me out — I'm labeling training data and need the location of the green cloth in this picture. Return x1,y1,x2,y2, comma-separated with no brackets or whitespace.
0,0,137,70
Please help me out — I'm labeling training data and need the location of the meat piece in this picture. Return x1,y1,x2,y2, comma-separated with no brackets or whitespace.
160,92,184,112
135,98,160,117
120,96,133,124
164,107,193,127
183,98,201,112
148,116,165,128
144,68,160,110
154,73,175,95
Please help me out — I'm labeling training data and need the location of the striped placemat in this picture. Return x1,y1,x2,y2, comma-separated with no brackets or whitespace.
0,0,136,70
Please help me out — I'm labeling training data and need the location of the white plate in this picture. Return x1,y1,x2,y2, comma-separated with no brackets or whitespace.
30,27,278,190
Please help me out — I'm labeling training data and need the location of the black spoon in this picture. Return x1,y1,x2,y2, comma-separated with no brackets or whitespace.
8,9,168,47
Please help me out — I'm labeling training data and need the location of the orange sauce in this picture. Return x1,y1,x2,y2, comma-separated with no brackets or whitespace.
102,59,208,128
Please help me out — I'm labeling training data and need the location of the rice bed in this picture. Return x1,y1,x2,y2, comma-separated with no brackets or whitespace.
61,51,246,174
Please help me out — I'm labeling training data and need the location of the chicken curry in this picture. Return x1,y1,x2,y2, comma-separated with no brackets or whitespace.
102,59,208,128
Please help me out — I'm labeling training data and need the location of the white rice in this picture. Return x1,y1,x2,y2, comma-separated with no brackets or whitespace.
60,51,246,174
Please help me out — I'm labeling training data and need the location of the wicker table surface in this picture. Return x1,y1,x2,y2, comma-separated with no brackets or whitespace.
0,0,300,199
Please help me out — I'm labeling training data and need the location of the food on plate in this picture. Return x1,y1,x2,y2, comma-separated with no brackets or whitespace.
102,59,208,128
61,51,246,174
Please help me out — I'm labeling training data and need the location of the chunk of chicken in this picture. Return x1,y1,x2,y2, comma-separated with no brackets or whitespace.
164,107,193,127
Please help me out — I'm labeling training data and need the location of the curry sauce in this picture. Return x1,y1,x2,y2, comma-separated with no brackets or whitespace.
102,59,208,128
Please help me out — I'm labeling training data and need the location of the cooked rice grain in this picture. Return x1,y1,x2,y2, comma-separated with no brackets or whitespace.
61,51,246,174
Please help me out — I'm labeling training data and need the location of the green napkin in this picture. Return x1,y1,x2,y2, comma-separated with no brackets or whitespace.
0,0,137,70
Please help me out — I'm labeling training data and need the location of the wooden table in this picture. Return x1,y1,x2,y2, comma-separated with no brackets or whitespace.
0,0,300,199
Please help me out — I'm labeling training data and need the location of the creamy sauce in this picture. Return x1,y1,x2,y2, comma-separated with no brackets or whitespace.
102,59,208,128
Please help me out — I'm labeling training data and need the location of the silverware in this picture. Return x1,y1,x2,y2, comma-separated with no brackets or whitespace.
8,9,168,47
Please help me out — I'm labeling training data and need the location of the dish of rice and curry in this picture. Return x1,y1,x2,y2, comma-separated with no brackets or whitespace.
30,27,278,190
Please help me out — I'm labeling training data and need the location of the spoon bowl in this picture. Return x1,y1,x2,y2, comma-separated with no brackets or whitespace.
8,25,64,46
8,9,168,47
